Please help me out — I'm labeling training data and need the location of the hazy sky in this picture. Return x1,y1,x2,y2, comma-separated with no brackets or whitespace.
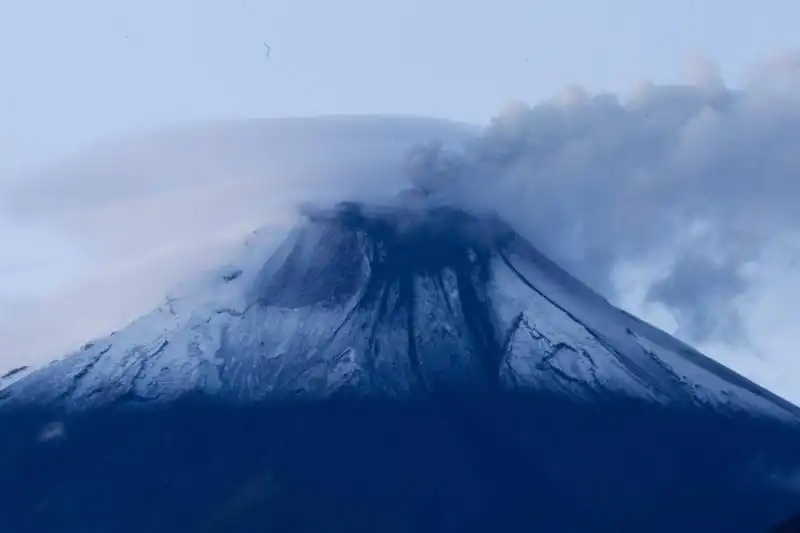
3,1,800,401
2,0,800,169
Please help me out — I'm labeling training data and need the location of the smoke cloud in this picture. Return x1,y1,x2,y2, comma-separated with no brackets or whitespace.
414,57,800,398
2,56,800,401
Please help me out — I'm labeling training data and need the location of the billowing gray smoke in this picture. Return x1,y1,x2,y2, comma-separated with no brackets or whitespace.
402,61,800,390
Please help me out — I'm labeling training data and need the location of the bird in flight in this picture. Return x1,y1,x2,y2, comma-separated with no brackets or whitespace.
263,42,271,58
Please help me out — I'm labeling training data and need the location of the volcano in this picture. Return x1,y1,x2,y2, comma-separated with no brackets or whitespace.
1,197,799,533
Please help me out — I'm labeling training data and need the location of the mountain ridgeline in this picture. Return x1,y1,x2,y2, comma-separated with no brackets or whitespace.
1,199,798,532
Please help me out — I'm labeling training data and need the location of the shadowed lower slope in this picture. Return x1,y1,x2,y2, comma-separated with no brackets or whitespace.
1,393,799,533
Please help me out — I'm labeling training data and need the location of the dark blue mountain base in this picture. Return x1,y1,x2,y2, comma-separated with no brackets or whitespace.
1,393,798,533
772,513,800,532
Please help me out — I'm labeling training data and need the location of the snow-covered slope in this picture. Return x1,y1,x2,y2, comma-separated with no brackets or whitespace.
2,196,798,422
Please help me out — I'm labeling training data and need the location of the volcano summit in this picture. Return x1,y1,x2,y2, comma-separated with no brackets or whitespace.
3,198,798,415
1,196,799,532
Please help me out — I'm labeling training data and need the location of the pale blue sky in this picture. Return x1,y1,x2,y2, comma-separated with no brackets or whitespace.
1,0,800,170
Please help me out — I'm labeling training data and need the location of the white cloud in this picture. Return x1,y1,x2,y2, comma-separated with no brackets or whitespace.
2,56,800,403
0,116,475,367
